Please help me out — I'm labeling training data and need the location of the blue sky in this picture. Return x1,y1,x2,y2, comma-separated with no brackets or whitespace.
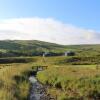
0,0,99,30
0,0,100,44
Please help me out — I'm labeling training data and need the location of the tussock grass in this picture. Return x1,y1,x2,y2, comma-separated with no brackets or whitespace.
0,63,33,100
37,66,100,99
0,56,100,100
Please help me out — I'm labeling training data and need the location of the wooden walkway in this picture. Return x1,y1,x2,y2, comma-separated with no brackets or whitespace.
32,65,48,72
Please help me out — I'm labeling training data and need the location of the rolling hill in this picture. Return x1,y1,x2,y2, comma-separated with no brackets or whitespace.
0,40,66,57
0,40,100,57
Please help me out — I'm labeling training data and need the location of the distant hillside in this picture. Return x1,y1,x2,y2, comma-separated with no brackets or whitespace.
0,40,66,57
65,44,100,57
0,40,65,51
0,40,100,57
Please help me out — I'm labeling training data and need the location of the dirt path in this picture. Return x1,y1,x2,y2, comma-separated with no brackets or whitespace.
29,76,55,100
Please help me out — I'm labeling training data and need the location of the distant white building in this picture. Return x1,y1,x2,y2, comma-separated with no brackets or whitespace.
64,51,75,56
43,52,49,57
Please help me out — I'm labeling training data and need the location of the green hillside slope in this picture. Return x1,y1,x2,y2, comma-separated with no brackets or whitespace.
0,40,66,57
0,40,100,57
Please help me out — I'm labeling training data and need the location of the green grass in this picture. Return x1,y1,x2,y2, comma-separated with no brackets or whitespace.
35,56,100,65
0,63,34,100
0,40,100,100
0,40,100,57
0,56,100,100
37,65,100,99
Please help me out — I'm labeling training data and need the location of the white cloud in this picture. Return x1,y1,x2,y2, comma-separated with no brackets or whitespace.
0,17,99,44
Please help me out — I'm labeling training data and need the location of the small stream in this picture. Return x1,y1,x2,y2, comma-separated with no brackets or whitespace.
29,76,54,100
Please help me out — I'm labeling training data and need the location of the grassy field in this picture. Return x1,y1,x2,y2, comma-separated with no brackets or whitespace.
0,63,34,100
37,64,100,100
0,56,100,100
0,40,100,100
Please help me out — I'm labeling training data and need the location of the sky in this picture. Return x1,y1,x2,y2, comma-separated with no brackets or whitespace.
0,0,100,44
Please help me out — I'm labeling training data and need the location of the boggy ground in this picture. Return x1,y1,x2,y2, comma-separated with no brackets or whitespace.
37,65,100,100
29,76,56,100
